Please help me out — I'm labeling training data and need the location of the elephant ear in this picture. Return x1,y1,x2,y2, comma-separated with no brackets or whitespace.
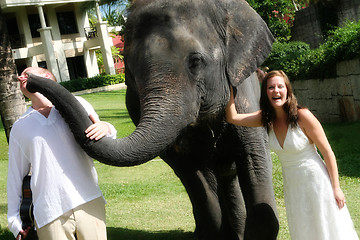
224,0,275,86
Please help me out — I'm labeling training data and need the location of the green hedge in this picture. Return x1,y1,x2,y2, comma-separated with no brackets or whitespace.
60,73,125,92
264,20,360,80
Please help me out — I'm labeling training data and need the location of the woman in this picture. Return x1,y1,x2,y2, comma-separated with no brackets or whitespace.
226,70,358,239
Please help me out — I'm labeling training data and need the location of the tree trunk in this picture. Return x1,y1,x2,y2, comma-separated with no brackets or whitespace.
0,8,26,143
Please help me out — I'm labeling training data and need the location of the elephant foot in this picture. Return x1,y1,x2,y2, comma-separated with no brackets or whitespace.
244,203,279,240
194,225,241,240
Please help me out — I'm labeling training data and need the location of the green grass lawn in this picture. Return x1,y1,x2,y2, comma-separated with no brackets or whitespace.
1,89,359,239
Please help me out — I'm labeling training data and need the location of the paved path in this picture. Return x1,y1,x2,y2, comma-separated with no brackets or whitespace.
73,83,127,96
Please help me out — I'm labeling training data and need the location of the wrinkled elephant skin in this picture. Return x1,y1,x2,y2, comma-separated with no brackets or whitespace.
26,0,278,239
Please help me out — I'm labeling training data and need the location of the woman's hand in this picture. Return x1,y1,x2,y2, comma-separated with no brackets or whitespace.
333,187,346,209
85,114,110,141
18,72,30,93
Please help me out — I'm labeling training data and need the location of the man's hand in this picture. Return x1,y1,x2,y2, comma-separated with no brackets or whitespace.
18,72,29,90
85,114,110,141
16,227,31,240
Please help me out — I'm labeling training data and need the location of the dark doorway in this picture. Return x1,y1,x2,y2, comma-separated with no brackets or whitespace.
66,56,86,80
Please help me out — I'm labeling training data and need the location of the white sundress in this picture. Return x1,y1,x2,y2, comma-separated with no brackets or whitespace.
269,124,359,240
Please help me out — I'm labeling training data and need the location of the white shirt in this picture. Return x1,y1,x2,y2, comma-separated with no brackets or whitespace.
7,96,117,237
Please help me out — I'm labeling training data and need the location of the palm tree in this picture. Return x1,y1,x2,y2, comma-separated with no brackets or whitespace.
0,8,26,142
82,0,130,25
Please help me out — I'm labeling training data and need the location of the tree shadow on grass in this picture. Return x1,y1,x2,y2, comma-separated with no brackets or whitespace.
0,226,196,240
0,203,7,215
0,229,13,240
107,227,197,240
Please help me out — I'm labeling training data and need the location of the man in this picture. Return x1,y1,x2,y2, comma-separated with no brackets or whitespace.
7,67,116,240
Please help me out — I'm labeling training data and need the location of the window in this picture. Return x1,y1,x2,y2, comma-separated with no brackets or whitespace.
6,16,22,48
37,61,47,69
28,14,43,38
57,12,78,35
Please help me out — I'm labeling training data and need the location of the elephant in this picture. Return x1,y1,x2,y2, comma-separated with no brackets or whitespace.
26,0,278,239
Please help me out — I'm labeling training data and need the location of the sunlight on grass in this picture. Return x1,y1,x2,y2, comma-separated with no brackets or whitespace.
271,153,290,239
95,160,195,233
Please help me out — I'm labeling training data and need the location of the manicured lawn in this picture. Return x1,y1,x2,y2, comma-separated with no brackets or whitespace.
1,89,359,239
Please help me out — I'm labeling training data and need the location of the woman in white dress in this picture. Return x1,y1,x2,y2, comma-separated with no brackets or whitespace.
226,70,358,239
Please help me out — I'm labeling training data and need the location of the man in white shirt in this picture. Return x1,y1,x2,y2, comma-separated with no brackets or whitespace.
7,67,117,240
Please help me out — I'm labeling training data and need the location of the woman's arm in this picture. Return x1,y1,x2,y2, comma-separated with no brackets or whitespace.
225,87,263,127
298,108,345,209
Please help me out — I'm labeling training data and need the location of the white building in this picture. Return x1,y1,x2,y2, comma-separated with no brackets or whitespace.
0,0,115,82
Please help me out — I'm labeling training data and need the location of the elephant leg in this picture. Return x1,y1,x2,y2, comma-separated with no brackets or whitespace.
163,157,223,239
217,171,246,240
235,128,279,240
179,168,222,240
165,157,245,240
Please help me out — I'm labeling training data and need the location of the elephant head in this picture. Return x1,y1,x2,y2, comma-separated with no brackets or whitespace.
26,0,277,239
123,0,274,161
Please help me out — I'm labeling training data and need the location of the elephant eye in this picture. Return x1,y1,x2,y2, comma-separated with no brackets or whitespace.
188,53,205,74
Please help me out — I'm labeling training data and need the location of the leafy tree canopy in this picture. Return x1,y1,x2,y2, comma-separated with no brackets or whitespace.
81,0,131,30
247,0,296,42
263,20,360,80
247,0,341,42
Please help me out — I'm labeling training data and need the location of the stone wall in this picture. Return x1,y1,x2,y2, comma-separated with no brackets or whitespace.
291,0,360,48
338,0,360,26
292,59,360,123
291,6,323,48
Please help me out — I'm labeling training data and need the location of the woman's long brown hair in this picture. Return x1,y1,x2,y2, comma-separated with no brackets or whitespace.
259,70,300,132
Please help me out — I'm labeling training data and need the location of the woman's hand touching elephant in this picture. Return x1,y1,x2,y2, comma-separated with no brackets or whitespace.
226,86,262,127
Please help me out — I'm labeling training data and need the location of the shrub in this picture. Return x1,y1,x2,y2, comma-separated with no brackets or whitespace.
247,0,295,42
60,73,125,92
263,41,310,77
264,20,360,80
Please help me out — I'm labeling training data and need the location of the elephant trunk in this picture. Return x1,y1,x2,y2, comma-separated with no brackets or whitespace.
26,74,187,166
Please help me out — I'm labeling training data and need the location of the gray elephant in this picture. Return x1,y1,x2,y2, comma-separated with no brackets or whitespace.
26,0,278,239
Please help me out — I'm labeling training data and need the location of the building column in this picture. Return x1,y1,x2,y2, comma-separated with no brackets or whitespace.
36,4,60,81
15,7,37,68
75,4,100,78
47,7,70,82
95,1,115,75
84,49,100,77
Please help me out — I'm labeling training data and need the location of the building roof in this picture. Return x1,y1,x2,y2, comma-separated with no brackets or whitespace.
1,0,91,10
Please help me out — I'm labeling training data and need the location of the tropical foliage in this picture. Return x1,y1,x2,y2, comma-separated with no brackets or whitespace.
84,0,131,30
96,46,124,74
59,73,125,92
246,0,310,42
263,20,360,80
246,0,339,42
